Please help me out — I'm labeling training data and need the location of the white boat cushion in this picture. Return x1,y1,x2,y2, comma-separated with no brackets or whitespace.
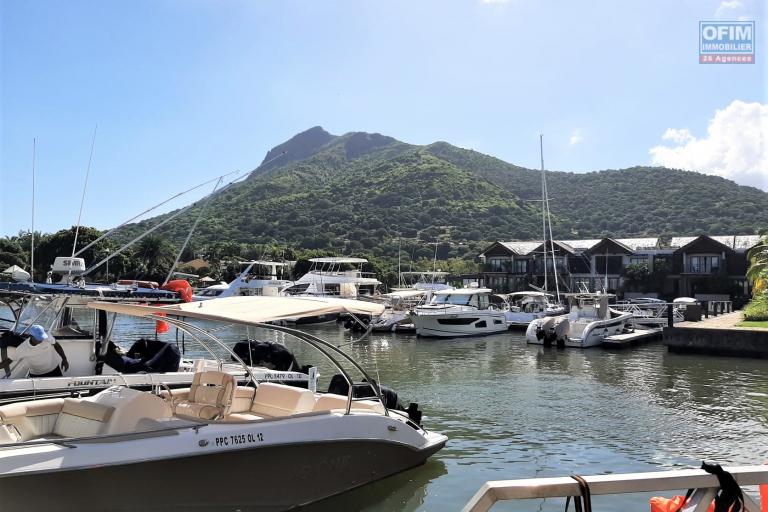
313,393,385,414
53,399,114,438
230,386,256,413
0,398,65,441
250,383,315,417
174,371,236,420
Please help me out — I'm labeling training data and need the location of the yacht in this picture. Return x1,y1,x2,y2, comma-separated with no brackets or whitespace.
0,294,389,401
411,286,508,337
500,291,565,327
367,272,453,333
281,257,381,299
0,297,447,511
193,261,290,300
526,293,633,348
0,257,186,301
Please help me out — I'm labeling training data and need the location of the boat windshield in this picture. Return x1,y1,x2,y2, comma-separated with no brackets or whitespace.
15,296,60,333
431,293,480,306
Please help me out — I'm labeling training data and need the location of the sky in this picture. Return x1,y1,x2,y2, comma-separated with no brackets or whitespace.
1,0,765,236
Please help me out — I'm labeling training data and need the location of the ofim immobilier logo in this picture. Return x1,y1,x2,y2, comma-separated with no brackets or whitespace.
700,21,755,64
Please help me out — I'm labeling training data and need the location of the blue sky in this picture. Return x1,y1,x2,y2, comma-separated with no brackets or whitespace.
1,0,765,236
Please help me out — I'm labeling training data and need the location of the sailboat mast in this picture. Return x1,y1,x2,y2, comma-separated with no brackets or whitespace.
540,135,547,293
30,138,36,282
542,140,561,302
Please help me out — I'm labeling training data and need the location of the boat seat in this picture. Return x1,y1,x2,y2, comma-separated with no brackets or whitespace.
230,386,256,413
223,412,264,422
249,382,315,418
174,371,236,421
52,398,115,438
313,393,385,414
0,398,65,441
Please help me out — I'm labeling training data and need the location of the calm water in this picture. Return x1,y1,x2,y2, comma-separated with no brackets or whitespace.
95,318,768,510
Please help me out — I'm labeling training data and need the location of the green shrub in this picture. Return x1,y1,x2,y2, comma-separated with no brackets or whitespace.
744,293,768,321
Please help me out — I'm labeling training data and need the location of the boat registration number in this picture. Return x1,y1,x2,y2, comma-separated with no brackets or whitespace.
215,432,264,447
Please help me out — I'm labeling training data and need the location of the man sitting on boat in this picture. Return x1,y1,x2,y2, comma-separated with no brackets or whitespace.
0,324,70,378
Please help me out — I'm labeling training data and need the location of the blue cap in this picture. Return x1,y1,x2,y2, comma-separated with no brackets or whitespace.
28,325,48,341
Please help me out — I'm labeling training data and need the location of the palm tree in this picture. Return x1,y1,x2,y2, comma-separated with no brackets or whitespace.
136,236,175,281
747,236,768,295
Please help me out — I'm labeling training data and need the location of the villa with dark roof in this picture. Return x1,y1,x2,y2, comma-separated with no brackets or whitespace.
477,235,760,304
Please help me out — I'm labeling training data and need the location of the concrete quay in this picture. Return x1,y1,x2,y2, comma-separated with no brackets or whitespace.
663,311,768,358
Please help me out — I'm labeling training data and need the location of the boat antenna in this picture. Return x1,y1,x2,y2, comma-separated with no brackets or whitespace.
432,241,438,273
541,135,560,302
69,125,97,281
30,138,36,282
540,134,548,294
75,169,240,256
163,177,223,285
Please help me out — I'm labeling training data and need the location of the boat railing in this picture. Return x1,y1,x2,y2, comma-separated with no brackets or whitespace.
463,465,768,512
612,303,685,324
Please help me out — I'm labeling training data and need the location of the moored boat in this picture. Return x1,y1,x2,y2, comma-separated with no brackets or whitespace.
0,296,447,511
526,293,633,348
411,286,508,337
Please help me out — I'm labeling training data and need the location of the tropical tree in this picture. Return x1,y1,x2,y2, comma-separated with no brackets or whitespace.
747,236,768,295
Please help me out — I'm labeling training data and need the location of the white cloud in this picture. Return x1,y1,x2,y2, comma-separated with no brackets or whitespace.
649,100,768,190
714,0,753,19
569,130,584,146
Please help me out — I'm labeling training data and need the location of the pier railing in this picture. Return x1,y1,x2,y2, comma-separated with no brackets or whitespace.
612,302,684,326
463,465,768,512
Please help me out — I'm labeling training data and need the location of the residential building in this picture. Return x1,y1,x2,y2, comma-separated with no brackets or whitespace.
477,234,759,304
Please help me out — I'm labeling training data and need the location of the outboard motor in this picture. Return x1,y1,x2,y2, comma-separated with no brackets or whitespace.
553,317,570,348
327,373,424,424
536,317,557,346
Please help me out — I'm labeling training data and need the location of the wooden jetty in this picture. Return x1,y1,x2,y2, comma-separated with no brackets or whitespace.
602,328,661,348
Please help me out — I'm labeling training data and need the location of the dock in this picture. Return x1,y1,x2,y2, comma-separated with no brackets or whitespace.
663,311,768,358
602,328,661,348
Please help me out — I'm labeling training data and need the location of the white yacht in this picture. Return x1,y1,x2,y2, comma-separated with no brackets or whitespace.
281,257,381,299
0,297,447,511
193,261,290,301
411,287,508,337
500,291,565,327
369,272,454,333
526,293,633,348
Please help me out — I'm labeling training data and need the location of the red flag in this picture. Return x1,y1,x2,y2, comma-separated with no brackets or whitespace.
155,312,169,334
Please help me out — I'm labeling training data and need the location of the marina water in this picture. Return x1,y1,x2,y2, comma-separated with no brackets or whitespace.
111,318,768,511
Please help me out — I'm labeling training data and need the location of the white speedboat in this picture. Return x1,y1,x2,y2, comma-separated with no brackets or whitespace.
526,293,633,348
192,260,290,300
411,287,508,337
0,294,382,402
500,291,565,327
0,297,447,511
281,257,381,299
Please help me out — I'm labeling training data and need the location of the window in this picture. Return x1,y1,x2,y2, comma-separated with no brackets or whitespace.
629,256,648,265
514,259,528,273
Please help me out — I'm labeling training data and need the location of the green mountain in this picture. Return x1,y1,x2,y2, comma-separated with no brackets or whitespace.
121,126,768,260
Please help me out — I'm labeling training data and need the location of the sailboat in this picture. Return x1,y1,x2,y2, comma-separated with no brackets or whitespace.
504,136,565,327
525,137,632,347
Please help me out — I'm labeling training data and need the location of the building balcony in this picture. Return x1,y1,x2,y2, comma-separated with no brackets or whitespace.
682,265,723,275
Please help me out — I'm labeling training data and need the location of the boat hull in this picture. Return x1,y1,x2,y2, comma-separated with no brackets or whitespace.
412,311,508,338
0,437,445,512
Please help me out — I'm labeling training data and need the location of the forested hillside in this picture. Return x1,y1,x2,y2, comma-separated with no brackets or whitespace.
120,126,767,253
3,126,766,283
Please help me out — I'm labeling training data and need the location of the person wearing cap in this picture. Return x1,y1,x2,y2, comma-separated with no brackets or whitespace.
0,324,69,378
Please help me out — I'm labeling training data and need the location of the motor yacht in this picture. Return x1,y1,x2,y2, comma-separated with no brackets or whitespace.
500,291,565,327
0,296,447,511
411,286,508,337
193,261,291,300
526,293,633,348
280,257,381,299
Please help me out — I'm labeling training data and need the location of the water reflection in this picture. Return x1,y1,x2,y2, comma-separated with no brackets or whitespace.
107,316,768,511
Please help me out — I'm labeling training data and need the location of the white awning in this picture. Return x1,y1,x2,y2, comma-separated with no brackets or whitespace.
87,295,385,325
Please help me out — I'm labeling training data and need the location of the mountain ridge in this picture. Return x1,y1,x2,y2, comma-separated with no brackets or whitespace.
118,126,767,260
